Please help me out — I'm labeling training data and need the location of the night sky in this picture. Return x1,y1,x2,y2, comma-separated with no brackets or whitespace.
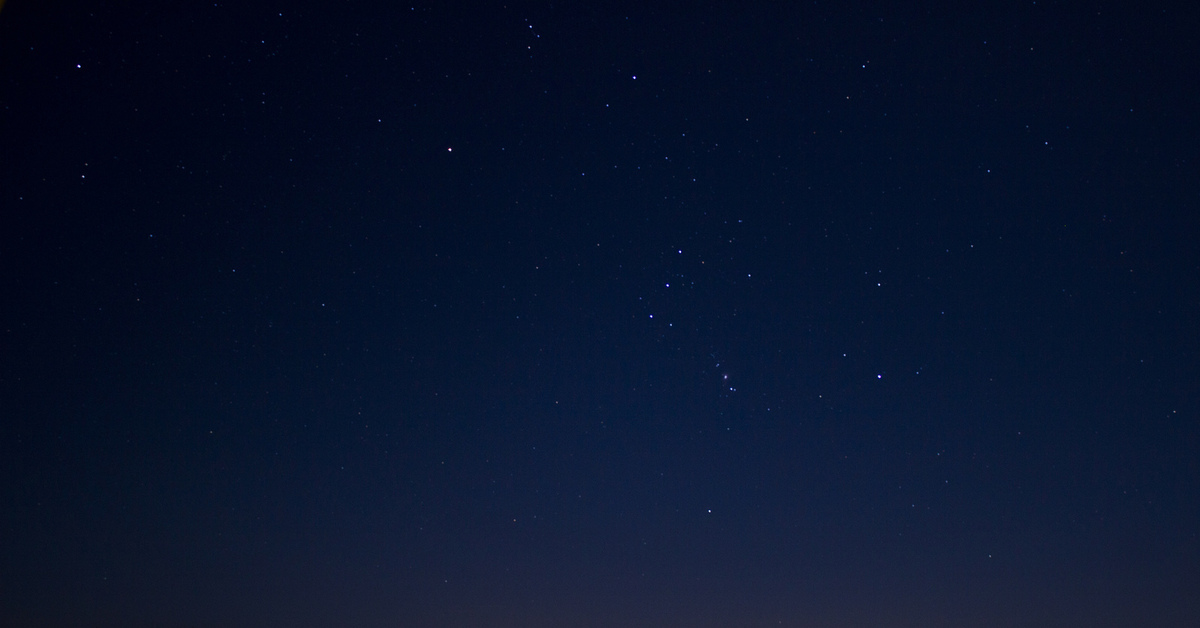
2,1,1199,626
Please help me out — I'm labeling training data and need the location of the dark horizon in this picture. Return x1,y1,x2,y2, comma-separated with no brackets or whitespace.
1,1,1198,626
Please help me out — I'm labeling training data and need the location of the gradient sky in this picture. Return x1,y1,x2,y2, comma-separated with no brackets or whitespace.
2,1,1198,627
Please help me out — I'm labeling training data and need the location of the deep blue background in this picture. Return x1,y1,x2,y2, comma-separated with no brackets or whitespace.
2,1,1198,626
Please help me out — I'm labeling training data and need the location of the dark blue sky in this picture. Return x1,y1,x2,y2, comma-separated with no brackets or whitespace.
2,1,1198,626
